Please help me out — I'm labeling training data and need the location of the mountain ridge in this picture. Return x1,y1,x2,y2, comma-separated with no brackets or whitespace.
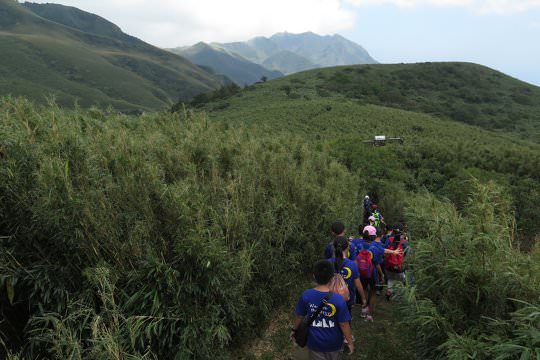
215,31,377,74
169,41,283,86
0,1,225,111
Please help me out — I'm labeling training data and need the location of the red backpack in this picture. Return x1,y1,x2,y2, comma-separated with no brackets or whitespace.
386,236,405,272
356,249,374,279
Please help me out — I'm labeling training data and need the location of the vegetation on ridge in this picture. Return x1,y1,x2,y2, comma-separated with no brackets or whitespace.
0,60,539,359
0,1,224,112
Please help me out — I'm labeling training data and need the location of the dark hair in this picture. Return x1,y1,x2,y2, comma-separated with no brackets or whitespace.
331,221,345,235
391,233,403,250
333,236,349,273
362,230,370,240
313,260,334,285
376,227,384,237
386,224,393,232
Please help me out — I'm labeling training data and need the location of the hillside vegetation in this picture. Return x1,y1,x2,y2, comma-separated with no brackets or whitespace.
0,1,224,111
1,61,539,359
209,62,540,142
188,62,540,247
0,97,358,359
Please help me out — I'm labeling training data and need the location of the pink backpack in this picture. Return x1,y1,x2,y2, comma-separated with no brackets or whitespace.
328,273,350,301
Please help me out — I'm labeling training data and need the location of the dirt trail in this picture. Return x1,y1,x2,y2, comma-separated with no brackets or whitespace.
290,298,414,360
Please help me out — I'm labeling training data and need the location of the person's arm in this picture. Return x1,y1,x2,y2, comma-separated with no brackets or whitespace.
354,278,367,306
339,322,355,355
290,315,304,340
384,248,402,255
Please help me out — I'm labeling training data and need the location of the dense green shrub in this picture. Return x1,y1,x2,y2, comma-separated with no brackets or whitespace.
0,97,359,359
402,182,540,359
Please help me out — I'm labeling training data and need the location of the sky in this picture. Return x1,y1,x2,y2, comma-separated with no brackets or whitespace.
26,0,540,86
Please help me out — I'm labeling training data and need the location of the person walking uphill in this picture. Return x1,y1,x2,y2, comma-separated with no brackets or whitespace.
324,221,346,259
363,195,372,224
292,260,354,359
330,236,367,314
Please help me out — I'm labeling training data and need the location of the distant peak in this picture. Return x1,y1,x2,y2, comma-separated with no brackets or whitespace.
193,41,210,47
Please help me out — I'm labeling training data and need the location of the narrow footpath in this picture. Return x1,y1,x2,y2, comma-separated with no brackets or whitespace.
290,299,414,360
242,293,414,360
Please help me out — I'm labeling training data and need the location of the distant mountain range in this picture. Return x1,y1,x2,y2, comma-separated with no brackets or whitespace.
221,32,377,74
169,42,283,86
0,0,377,109
171,32,377,85
0,0,225,111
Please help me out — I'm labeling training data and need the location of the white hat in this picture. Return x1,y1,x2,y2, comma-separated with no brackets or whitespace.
365,195,370,199
368,215,376,222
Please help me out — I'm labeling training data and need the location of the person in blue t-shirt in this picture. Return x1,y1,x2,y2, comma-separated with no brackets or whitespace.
380,224,394,248
292,260,354,358
350,225,369,259
330,236,367,314
324,221,346,259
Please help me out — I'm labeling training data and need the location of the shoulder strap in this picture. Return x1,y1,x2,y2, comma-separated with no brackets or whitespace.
306,292,332,326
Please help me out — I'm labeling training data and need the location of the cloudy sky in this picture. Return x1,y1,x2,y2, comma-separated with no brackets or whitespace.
27,0,540,85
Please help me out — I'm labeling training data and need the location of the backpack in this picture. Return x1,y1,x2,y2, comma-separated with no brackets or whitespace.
386,236,405,272
356,249,374,279
328,273,350,301
372,210,382,227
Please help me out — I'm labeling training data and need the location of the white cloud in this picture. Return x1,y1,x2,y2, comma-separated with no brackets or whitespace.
26,0,355,47
345,0,540,14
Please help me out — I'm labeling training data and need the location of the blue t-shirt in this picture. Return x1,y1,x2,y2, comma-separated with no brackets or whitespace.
370,241,385,266
295,289,351,352
350,238,366,259
324,242,334,259
353,240,380,282
381,234,392,248
329,258,360,306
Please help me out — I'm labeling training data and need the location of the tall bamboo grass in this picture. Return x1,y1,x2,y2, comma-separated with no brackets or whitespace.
0,97,358,358
402,181,540,359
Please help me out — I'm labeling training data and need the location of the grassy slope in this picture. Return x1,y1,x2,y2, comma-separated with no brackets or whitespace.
0,1,223,111
202,65,540,151
200,63,540,245
197,64,540,359
315,63,540,141
202,62,540,141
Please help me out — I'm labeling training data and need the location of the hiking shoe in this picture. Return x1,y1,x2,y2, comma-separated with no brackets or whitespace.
376,290,381,296
366,315,374,322
361,306,368,318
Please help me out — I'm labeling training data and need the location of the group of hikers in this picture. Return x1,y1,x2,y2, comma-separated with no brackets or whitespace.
291,196,410,359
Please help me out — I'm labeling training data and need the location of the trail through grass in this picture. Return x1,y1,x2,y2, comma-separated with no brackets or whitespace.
241,285,414,360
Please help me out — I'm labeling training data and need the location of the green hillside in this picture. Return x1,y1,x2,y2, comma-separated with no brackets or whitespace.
1,62,539,359
316,62,540,141
186,62,540,247
0,1,224,111
198,62,540,141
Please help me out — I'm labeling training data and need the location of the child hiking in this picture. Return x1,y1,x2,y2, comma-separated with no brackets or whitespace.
292,260,354,359
324,221,346,259
385,225,409,300
330,236,367,314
